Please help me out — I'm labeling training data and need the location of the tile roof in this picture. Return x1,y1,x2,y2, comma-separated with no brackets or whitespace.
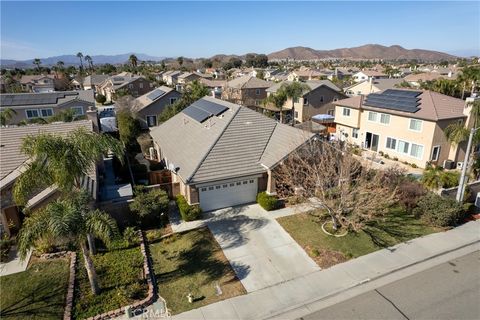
335,90,466,121
226,75,271,89
266,80,341,94
83,75,109,86
150,97,313,184
0,120,93,181
0,90,95,109
133,86,174,112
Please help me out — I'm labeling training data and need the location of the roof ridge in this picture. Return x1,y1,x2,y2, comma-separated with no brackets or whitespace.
186,105,241,183
427,90,440,121
258,122,279,163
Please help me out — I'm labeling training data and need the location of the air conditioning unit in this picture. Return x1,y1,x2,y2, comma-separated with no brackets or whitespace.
456,162,464,170
443,160,455,169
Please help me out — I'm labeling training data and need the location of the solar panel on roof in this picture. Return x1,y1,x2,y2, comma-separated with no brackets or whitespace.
364,89,421,113
192,99,228,116
146,89,165,101
182,105,211,123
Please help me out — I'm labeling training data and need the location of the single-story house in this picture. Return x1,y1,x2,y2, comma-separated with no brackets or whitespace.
150,96,315,212
133,86,182,128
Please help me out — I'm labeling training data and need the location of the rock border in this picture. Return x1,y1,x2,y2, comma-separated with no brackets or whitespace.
63,252,76,320
85,231,156,320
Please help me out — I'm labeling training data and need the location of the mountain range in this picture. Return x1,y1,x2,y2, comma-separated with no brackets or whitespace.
0,44,458,68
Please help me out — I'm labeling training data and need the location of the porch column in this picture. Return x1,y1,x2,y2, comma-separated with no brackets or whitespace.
266,169,277,195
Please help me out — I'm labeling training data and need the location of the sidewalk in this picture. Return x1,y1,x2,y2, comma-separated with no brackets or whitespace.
0,247,32,277
171,220,479,320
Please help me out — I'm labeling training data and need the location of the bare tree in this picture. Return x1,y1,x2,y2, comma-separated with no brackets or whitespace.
274,140,398,231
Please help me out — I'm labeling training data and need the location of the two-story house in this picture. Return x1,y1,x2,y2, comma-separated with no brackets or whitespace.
221,75,271,108
352,70,388,83
97,75,153,102
345,78,403,97
0,90,96,125
20,74,56,93
264,80,346,123
133,86,182,128
334,89,472,168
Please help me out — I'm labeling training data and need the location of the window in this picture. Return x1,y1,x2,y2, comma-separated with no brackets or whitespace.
170,97,177,105
410,143,424,159
328,109,335,116
368,111,378,122
319,96,324,102
431,146,441,161
201,188,207,192
397,140,410,154
236,182,241,185
352,128,359,139
380,114,390,125
409,119,422,131
208,186,214,190
242,181,248,184
146,115,157,127
215,185,221,189
229,183,235,187
343,107,351,116
249,180,254,183
294,111,299,118
255,89,260,95
71,106,84,115
303,98,308,105
386,137,397,150
26,109,39,118
139,83,144,89
223,184,228,188
40,108,53,117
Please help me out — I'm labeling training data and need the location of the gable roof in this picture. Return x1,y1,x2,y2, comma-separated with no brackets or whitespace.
150,97,313,184
345,78,403,91
226,75,271,89
133,86,175,112
336,89,466,121
0,90,95,109
0,120,93,182
83,75,109,86
355,70,387,77
266,80,341,94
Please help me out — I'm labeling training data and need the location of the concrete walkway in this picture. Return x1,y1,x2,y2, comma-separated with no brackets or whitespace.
0,247,32,277
170,220,480,320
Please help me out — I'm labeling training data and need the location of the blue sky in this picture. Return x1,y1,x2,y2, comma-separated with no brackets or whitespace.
1,1,479,60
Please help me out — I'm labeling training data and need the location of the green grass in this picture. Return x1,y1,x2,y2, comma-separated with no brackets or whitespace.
150,228,246,315
73,241,147,319
278,207,440,269
0,258,70,320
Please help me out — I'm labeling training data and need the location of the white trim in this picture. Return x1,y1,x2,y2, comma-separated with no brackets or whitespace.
25,109,39,119
431,145,441,161
40,108,54,117
408,118,423,132
71,106,84,116
146,115,157,127
342,107,351,117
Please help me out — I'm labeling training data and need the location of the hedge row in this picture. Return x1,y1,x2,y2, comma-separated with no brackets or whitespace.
257,192,280,211
176,195,202,221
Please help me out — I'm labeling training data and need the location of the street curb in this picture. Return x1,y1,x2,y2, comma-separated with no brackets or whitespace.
262,239,480,320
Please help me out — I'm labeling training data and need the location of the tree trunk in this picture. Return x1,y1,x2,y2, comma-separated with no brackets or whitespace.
87,233,96,255
279,106,283,124
291,99,295,127
80,241,100,295
462,82,466,100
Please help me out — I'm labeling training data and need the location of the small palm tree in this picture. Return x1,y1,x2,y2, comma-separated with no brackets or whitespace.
263,90,287,123
76,52,84,70
17,191,118,294
0,108,17,126
445,100,480,145
84,55,93,71
177,56,184,67
129,54,138,69
33,58,42,72
281,82,310,126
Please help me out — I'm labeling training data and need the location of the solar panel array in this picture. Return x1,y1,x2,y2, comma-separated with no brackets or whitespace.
182,99,229,123
146,89,166,101
0,92,78,107
364,89,422,113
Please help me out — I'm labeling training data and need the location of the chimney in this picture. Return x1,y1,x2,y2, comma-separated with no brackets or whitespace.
86,106,100,133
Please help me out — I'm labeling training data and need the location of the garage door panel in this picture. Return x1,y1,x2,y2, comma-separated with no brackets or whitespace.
199,178,258,212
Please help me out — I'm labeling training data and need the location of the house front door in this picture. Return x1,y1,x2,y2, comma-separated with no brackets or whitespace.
365,132,379,151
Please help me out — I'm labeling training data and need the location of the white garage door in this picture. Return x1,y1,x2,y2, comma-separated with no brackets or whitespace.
199,178,258,212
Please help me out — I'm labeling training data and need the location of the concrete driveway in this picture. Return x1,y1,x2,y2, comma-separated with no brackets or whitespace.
205,204,320,292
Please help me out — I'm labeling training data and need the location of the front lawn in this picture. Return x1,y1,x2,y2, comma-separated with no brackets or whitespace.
0,257,70,320
278,207,440,268
73,241,147,319
150,228,246,315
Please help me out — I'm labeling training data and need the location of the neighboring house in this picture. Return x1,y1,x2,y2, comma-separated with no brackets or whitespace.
288,69,327,81
150,96,314,212
352,70,388,83
0,120,97,236
334,89,473,168
83,75,109,91
264,69,281,80
0,90,96,125
176,72,202,91
221,75,271,108
265,80,346,123
345,78,404,96
404,72,457,88
133,86,181,128
97,75,153,102
162,71,182,86
199,78,226,98
20,74,56,93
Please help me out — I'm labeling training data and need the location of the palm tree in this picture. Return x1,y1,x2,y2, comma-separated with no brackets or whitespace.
263,90,287,123
17,191,118,295
281,82,310,126
445,100,480,145
0,108,17,126
76,52,84,70
177,56,184,67
458,66,480,99
84,55,93,71
129,54,138,70
33,58,42,72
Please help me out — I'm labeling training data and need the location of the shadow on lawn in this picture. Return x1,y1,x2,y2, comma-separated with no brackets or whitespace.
156,230,250,285
363,211,430,248
0,282,65,319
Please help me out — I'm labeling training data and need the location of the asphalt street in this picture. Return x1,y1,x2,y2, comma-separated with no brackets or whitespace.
300,251,480,320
